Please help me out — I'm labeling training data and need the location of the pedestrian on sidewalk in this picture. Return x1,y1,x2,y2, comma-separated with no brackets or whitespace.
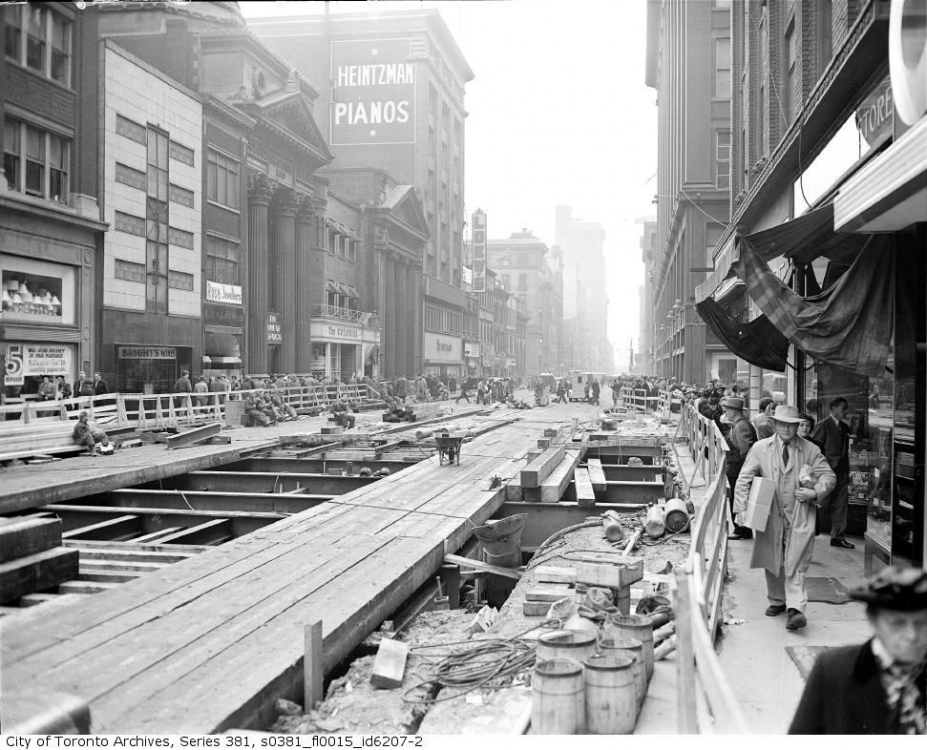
789,566,927,734
734,405,836,632
812,397,854,549
722,396,757,541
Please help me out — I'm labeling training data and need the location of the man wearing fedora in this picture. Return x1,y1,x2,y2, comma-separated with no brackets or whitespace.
734,405,836,631
722,395,757,541
790,567,927,734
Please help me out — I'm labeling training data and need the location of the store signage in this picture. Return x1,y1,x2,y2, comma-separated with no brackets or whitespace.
330,38,415,146
471,210,487,293
425,334,461,362
4,343,72,384
855,77,894,147
206,281,242,306
327,325,360,340
267,312,282,345
464,342,480,358
118,346,177,360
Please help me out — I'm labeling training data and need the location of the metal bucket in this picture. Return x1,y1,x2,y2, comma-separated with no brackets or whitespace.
583,653,637,734
532,658,585,734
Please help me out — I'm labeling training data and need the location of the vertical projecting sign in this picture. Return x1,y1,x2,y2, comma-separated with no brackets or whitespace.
330,38,416,146
471,210,487,293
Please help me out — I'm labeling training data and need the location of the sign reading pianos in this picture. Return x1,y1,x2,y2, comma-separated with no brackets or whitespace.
330,38,415,146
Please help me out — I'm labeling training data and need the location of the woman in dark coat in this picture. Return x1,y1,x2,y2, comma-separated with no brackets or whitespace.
789,567,927,734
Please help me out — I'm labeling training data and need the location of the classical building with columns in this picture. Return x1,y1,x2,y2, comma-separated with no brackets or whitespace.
322,168,429,378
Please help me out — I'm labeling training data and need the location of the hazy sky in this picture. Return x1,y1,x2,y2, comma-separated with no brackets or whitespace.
239,0,657,363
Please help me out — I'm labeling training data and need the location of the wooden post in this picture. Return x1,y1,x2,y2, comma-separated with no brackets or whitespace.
304,620,323,711
439,563,461,608
674,568,697,733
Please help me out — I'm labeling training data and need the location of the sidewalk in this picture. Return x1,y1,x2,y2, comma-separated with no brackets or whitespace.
717,532,869,733
665,433,871,734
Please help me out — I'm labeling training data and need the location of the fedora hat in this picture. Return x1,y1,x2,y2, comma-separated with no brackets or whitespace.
772,405,801,423
722,396,745,410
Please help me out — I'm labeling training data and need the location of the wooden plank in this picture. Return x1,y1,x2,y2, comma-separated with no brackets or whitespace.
370,637,408,689
155,519,232,545
61,538,209,555
79,558,166,575
525,584,573,602
539,450,581,503
443,554,522,581
56,580,119,595
60,515,142,542
304,621,323,710
0,547,79,603
573,467,596,508
521,445,565,488
0,517,62,564
534,565,576,584
64,546,192,564
586,459,607,493
164,422,223,450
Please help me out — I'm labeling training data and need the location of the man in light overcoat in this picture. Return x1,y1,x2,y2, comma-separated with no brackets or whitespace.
734,404,836,631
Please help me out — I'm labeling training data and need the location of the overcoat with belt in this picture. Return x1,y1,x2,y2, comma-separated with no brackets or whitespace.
734,435,836,577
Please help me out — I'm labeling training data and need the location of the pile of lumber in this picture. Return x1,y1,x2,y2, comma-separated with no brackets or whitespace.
506,438,582,504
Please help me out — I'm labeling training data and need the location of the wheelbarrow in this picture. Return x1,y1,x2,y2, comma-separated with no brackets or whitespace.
434,432,466,465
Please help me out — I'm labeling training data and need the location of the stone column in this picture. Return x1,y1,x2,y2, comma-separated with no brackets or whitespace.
295,197,315,373
373,223,391,377
271,188,298,373
396,258,407,376
247,175,272,374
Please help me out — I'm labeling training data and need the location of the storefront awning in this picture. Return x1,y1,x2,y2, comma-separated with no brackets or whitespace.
695,204,859,303
695,298,790,372
730,232,894,377
343,285,358,298
326,279,338,292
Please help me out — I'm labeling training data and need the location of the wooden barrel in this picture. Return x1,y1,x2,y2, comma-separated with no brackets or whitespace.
532,658,585,734
536,629,598,664
604,614,654,683
664,498,690,533
583,653,637,734
598,636,646,711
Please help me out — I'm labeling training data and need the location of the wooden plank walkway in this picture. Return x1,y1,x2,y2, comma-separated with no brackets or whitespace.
2,402,602,733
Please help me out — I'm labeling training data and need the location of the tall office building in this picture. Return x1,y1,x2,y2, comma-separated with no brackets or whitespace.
555,205,613,374
251,9,474,378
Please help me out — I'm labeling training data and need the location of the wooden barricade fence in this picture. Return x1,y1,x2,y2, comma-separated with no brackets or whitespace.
0,382,383,456
672,403,749,733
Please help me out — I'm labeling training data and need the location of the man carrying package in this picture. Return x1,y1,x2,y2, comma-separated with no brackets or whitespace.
734,405,836,632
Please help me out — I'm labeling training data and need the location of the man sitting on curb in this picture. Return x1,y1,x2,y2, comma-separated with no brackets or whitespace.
72,411,113,456
734,404,836,632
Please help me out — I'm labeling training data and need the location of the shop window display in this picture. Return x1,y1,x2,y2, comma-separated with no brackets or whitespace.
2,271,63,318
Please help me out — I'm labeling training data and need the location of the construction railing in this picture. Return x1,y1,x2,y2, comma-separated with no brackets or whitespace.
672,403,749,733
0,383,380,432
619,387,655,412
